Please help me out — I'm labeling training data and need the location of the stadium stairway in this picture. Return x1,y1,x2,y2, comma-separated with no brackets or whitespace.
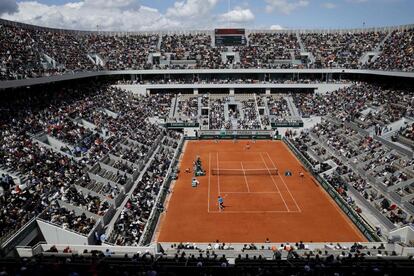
261,96,271,117
376,30,394,52
307,131,398,232
309,118,414,229
104,141,163,238
196,96,202,118
378,118,412,139
296,32,306,53
168,94,178,119
157,35,162,50
296,32,316,64
284,96,300,117
0,166,24,186
253,94,264,129
359,30,394,65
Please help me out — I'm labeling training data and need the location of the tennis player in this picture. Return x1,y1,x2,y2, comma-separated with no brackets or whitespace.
245,142,251,150
218,196,225,211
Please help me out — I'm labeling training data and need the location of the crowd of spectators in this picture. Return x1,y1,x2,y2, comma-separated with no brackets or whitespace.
34,30,97,72
237,97,261,129
295,118,414,228
301,31,386,69
60,186,110,216
0,80,182,241
84,34,158,70
0,24,46,80
110,143,177,246
267,95,290,118
238,33,300,69
0,247,411,276
399,122,414,142
117,76,349,86
176,95,198,122
176,94,297,130
293,82,414,129
2,20,414,80
39,203,96,235
111,142,149,165
367,29,414,72
209,96,230,130
160,34,223,69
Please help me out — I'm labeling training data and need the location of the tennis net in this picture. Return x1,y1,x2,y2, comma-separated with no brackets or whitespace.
211,168,278,176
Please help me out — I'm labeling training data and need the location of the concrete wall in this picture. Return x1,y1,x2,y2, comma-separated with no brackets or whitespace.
37,219,89,245
114,85,148,96
389,225,414,244
315,83,353,95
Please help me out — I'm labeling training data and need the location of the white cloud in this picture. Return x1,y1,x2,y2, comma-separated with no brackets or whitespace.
270,24,284,30
265,0,309,14
322,2,337,9
83,0,136,8
0,0,18,15
1,0,185,31
166,0,218,19
0,0,257,31
218,7,255,23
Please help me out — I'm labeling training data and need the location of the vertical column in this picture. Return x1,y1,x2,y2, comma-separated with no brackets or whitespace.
265,88,271,95
194,88,199,95
229,88,235,95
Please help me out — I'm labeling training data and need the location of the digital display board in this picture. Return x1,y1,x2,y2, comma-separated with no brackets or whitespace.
215,29,246,46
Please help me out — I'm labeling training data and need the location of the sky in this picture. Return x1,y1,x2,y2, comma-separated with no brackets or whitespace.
0,0,413,31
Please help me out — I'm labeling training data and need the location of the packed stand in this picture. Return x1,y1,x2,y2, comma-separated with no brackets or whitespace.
307,119,414,227
293,83,413,129
367,29,414,72
176,95,198,122
0,82,175,240
2,20,414,80
209,96,230,130
160,34,222,69
399,123,414,142
34,30,97,72
0,24,45,80
39,203,96,235
301,31,386,68
238,33,300,69
109,144,176,246
84,34,158,70
266,95,294,125
237,97,261,129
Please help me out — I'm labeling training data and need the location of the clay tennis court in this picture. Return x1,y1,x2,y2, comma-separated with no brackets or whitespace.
157,140,366,243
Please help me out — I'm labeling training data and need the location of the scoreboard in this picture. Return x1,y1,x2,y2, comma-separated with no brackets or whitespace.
215,28,246,46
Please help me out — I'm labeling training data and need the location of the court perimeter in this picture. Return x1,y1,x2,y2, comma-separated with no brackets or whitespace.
157,140,366,243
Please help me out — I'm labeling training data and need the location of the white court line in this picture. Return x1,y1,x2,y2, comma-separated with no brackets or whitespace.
221,191,280,194
209,210,301,214
208,152,211,212
217,152,221,196
265,151,302,212
212,167,278,171
240,162,250,192
259,152,290,212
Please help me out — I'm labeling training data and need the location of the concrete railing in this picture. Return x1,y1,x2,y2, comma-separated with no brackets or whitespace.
16,242,156,258
139,135,184,246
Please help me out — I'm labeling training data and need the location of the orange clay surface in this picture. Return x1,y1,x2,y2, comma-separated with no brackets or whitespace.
157,140,366,243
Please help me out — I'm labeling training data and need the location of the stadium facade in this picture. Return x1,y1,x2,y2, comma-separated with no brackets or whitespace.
1,18,414,274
